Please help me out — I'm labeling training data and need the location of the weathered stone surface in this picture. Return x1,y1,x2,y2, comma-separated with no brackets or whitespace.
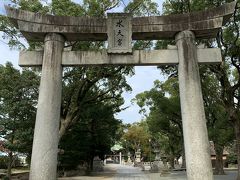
133,17,223,40
29,33,64,180
107,13,132,54
176,30,213,180
92,156,104,172
19,50,43,66
5,1,236,41
19,48,221,67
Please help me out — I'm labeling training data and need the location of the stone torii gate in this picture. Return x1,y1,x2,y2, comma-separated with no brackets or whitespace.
5,2,236,180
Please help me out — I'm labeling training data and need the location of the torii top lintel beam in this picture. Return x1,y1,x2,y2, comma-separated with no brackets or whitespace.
5,1,236,42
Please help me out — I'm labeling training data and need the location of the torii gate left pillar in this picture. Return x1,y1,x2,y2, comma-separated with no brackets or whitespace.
30,33,65,180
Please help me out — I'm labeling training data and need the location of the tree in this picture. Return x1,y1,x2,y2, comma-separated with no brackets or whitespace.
201,68,234,174
60,66,133,140
134,78,183,169
213,8,240,179
0,15,24,49
0,62,39,178
122,122,151,162
124,0,160,16
59,101,121,171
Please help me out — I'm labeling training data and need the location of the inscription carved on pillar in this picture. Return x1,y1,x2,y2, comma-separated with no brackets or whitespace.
107,13,132,54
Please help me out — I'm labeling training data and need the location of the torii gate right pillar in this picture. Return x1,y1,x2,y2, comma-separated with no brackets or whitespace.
176,30,213,180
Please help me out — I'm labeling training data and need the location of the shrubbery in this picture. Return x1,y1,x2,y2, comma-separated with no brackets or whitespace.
227,153,238,164
0,156,8,169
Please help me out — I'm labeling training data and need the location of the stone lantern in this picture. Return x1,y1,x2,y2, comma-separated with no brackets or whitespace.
150,142,163,172
135,149,141,163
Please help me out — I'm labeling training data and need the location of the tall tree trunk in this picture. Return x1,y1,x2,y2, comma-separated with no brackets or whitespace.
169,155,175,169
7,132,15,180
181,145,186,168
86,158,91,174
90,156,94,171
7,151,13,180
59,113,77,140
234,120,240,180
214,143,225,175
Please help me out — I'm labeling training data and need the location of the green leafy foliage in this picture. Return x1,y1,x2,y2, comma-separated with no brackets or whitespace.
134,78,182,168
59,102,121,170
124,0,160,16
0,63,39,177
0,15,24,49
17,0,49,13
122,122,151,160
52,0,84,16
0,63,39,154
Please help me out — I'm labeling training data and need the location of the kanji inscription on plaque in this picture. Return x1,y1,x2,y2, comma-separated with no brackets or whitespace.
107,13,132,54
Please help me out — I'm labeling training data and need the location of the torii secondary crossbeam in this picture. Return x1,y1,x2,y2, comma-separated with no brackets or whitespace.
19,48,221,66
5,2,236,180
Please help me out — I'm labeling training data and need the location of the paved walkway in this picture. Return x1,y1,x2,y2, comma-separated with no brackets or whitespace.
112,164,148,179
58,164,238,180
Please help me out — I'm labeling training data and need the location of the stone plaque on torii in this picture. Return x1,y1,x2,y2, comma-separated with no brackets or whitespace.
5,2,236,180
107,13,132,54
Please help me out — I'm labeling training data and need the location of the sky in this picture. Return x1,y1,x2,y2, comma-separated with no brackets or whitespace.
0,0,164,124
